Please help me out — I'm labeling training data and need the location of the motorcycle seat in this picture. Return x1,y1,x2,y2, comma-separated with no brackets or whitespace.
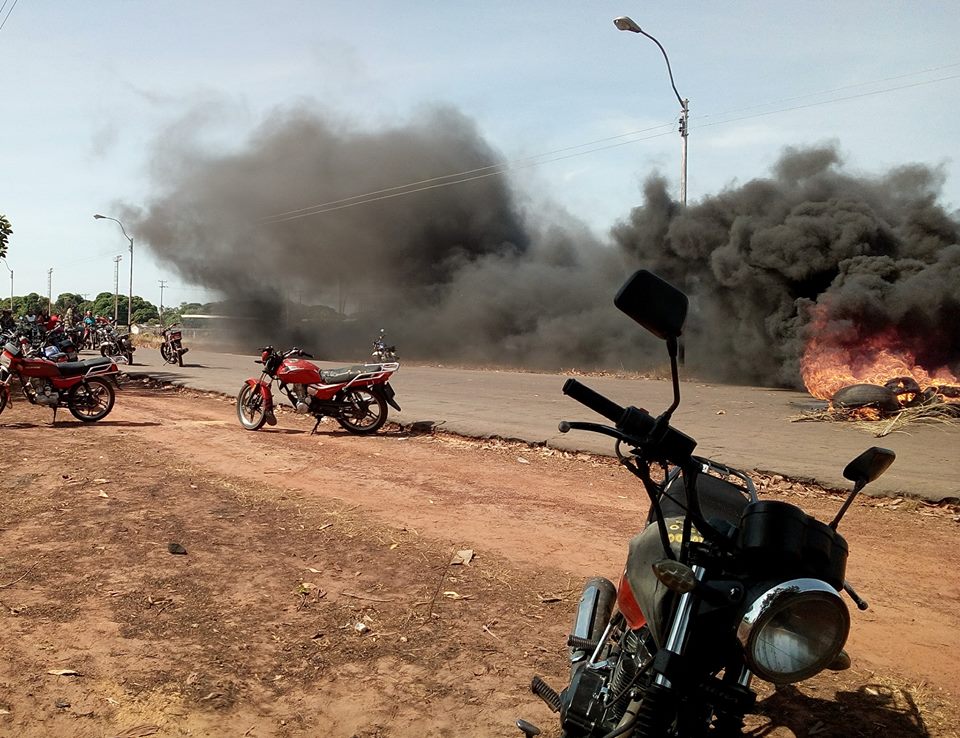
57,357,115,376
320,364,382,384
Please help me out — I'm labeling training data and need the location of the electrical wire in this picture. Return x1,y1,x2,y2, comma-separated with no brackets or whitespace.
258,63,960,225
0,0,20,32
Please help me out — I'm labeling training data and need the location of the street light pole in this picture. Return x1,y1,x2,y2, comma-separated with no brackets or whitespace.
94,214,134,327
614,15,689,206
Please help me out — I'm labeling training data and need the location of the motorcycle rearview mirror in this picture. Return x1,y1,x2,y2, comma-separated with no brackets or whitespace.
830,447,896,529
614,270,688,342
615,269,689,418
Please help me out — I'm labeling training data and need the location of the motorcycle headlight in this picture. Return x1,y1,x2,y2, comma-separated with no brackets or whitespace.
737,578,849,684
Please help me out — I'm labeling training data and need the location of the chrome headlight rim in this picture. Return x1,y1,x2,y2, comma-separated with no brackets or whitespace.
738,577,849,684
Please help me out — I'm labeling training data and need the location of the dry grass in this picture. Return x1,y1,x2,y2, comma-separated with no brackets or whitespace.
791,402,960,437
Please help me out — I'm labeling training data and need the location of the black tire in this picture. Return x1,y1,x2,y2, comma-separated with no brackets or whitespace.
125,351,134,366
160,343,172,363
177,347,184,367
237,384,267,431
67,377,116,422
100,345,109,357
336,388,388,434
831,383,900,413
0,387,8,415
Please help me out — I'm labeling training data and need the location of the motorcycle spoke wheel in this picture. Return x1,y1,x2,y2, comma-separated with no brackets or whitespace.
160,344,172,363
236,385,267,431
67,378,116,422
336,389,387,435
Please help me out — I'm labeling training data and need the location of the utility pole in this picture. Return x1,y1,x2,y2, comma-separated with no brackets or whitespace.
113,255,123,323
1,259,11,312
47,268,53,313
158,280,168,325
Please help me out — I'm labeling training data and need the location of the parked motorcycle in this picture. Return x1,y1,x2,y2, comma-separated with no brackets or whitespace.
0,335,120,422
518,270,895,738
160,323,188,366
236,346,401,434
371,329,399,362
98,323,135,365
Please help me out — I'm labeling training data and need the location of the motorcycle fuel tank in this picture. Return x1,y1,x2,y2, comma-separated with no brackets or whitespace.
276,358,323,385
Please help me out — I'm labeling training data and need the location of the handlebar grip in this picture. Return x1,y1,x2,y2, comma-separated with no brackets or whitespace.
562,379,625,424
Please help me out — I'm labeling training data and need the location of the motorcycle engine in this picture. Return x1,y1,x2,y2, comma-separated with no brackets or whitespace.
290,384,312,414
29,378,60,406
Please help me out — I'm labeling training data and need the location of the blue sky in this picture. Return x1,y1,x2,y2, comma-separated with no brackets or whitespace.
1,1,958,308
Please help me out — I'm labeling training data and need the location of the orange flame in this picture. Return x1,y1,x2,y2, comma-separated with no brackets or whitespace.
800,306,959,401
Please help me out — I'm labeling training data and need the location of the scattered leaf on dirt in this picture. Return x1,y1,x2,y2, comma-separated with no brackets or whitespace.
451,549,475,566
47,669,80,677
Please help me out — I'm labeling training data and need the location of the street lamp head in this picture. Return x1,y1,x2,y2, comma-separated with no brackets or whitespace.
614,16,642,33
93,214,105,220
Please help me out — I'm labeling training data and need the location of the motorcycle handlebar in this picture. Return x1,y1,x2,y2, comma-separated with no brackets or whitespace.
562,378,658,443
562,378,626,424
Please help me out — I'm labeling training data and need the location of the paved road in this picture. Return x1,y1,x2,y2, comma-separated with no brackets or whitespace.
122,347,960,501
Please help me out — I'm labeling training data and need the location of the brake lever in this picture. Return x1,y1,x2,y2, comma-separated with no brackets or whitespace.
558,420,635,444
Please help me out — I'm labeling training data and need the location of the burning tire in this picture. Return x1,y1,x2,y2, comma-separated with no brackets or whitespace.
831,383,900,413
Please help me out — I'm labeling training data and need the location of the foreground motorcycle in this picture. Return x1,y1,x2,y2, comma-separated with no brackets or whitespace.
371,329,399,362
0,336,119,422
236,346,401,434
160,323,188,366
518,270,894,738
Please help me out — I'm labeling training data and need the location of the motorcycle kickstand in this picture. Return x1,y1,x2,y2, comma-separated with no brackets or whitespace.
310,417,322,435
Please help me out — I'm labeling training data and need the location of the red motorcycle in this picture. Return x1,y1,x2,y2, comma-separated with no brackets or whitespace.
236,346,401,434
0,336,120,422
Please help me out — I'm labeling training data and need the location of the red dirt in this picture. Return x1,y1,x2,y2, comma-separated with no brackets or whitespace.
0,378,957,737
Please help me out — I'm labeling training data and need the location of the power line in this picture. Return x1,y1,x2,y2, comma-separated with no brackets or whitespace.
260,120,678,222
258,62,960,225
0,0,20,32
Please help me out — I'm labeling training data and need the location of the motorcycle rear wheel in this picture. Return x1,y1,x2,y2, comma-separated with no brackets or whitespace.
336,388,387,434
176,345,184,367
237,384,267,431
67,378,116,422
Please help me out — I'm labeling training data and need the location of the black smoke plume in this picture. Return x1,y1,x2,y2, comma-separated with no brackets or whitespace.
124,103,959,387
613,145,960,386
124,103,643,369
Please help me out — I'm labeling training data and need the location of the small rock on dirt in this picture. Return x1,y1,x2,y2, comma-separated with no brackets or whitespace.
167,542,188,555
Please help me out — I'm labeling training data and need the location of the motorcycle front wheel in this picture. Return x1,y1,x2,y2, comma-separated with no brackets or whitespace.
160,343,172,363
336,388,387,434
237,384,267,431
175,342,184,367
67,378,116,422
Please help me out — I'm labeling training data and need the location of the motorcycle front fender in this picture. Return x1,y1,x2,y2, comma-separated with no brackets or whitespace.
245,378,274,410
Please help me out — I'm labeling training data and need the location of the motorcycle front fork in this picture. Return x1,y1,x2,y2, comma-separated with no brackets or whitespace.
615,564,753,735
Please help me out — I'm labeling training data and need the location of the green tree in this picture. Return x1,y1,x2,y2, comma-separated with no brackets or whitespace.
0,214,11,260
55,292,86,315
17,292,45,316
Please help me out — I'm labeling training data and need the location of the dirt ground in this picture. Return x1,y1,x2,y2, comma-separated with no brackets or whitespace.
0,377,958,738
